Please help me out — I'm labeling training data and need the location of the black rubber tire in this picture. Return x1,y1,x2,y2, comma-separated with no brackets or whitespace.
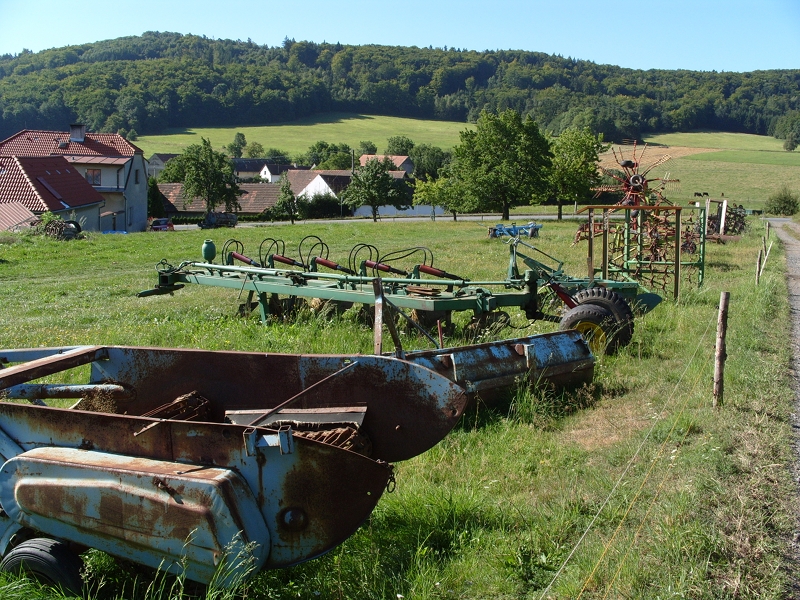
573,287,634,349
559,303,621,355
64,220,82,233
0,537,83,595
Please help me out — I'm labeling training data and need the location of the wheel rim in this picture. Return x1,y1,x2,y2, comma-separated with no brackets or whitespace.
574,321,607,353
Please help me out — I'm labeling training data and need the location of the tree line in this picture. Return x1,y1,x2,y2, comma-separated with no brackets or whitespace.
1,31,799,145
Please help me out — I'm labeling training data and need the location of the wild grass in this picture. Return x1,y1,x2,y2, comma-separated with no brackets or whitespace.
0,216,796,598
134,113,473,158
656,158,800,208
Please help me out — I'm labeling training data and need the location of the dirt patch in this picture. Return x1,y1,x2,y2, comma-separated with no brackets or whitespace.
598,145,720,170
562,395,653,451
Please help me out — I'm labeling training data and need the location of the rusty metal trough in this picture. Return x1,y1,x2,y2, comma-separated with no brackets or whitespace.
0,345,470,588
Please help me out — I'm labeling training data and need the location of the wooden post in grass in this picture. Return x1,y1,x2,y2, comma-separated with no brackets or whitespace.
756,249,763,285
766,220,770,239
713,291,730,408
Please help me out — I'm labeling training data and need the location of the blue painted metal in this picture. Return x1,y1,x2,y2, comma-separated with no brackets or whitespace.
489,222,542,238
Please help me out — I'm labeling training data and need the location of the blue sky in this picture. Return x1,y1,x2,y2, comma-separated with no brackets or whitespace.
1,0,798,72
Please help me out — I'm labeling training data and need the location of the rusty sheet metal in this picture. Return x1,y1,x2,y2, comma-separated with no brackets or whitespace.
78,347,466,463
0,402,391,579
0,346,106,389
0,447,271,585
404,331,595,398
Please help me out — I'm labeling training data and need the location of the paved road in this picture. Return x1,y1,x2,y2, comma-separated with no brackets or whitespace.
174,213,593,231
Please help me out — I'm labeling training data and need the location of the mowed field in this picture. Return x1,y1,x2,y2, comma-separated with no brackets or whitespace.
137,115,799,212
134,113,473,158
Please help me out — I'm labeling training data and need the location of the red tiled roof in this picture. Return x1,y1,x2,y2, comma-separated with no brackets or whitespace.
158,183,281,214
286,170,320,195
359,155,411,168
0,201,36,231
0,156,106,213
0,130,142,158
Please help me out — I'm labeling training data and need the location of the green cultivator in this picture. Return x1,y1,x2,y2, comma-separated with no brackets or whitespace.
139,235,659,354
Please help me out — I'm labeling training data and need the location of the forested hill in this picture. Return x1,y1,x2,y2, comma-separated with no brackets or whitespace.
1,31,799,143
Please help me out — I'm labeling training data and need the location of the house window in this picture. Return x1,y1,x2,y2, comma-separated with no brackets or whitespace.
135,169,140,184
85,169,101,186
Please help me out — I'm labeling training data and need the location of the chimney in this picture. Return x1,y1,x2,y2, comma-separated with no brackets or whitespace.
69,124,86,143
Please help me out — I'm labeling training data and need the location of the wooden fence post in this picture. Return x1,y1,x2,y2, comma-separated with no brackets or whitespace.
713,291,730,408
756,249,763,285
766,220,770,239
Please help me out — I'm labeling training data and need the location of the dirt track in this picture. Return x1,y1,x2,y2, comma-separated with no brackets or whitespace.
768,219,800,597
598,145,720,169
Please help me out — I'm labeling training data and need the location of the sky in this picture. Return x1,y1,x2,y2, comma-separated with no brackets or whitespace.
1,0,799,72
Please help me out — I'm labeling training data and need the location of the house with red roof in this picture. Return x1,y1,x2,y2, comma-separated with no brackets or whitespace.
0,155,106,230
158,183,281,217
358,155,414,175
0,124,149,232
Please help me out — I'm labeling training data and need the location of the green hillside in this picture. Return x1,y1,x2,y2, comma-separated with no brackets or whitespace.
134,113,472,157
2,32,799,145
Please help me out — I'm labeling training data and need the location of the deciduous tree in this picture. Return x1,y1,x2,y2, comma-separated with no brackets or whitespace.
273,176,301,224
244,141,265,158
226,132,246,158
548,126,609,219
449,109,551,220
409,143,451,181
342,157,410,222
386,135,415,155
182,138,242,215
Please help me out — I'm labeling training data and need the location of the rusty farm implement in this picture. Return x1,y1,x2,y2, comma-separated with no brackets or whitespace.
139,233,659,356
0,344,472,591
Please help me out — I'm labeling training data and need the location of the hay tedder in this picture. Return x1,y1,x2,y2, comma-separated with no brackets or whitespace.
139,234,659,355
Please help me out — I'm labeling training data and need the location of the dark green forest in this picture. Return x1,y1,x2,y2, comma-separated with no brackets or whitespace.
2,31,799,143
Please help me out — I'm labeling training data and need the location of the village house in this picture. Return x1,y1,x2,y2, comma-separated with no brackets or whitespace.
147,153,179,178
358,154,414,175
157,182,281,218
0,124,149,232
259,163,309,183
0,155,106,231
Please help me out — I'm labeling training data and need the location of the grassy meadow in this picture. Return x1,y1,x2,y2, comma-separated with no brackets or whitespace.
0,215,797,599
639,131,800,207
134,113,473,159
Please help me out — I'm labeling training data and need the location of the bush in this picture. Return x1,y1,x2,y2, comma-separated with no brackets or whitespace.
765,185,799,216
304,193,349,219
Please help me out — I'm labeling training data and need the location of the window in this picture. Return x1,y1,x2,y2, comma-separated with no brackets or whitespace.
135,169,140,184
85,169,101,186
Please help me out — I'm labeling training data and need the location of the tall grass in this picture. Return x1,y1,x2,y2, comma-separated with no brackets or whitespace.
0,217,796,598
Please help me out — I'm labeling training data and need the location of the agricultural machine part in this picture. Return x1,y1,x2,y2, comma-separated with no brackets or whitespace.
594,142,680,207
704,198,747,237
576,204,706,300
488,222,542,238
138,234,653,354
0,343,476,587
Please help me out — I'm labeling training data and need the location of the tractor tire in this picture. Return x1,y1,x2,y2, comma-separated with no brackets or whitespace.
558,303,620,355
0,537,83,595
573,287,634,349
